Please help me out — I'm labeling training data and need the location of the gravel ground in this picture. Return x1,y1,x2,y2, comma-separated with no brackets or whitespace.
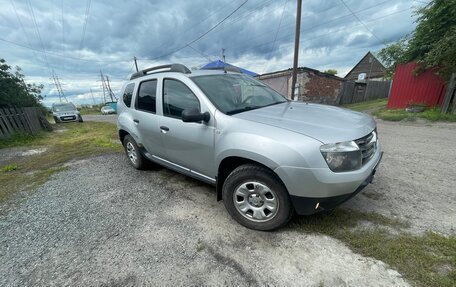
0,154,408,286
346,119,456,235
1,119,454,286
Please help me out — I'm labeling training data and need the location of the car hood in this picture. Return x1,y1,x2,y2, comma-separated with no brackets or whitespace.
232,102,376,143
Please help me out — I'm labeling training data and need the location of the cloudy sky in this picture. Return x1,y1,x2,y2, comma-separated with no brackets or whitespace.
0,0,425,106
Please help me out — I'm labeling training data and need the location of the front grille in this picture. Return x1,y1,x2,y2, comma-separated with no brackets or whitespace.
355,130,377,165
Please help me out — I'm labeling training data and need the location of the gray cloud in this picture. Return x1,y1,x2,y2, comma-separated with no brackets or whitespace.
0,0,421,105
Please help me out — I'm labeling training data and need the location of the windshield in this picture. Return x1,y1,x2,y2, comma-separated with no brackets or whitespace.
52,103,76,112
191,74,287,115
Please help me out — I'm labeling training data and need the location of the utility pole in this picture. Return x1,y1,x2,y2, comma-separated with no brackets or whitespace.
100,70,107,103
291,0,302,101
222,48,226,63
105,76,117,101
134,56,139,72
90,88,96,105
51,71,68,103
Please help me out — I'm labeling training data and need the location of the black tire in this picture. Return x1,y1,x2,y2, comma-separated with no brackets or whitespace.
78,115,83,122
123,135,147,170
53,116,60,123
222,164,293,231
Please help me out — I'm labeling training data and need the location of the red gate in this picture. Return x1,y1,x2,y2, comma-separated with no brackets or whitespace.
387,62,446,109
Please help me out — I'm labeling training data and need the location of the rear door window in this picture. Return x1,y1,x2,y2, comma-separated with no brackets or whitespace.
122,83,135,108
136,80,157,113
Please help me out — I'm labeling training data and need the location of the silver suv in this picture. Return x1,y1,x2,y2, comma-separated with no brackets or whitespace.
117,64,382,230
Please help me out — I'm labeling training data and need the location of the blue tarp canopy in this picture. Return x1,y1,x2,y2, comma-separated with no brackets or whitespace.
201,60,258,77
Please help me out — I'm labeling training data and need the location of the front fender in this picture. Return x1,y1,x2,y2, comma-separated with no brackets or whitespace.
215,132,312,170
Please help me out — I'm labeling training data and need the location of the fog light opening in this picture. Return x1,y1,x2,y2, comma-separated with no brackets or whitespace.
315,202,320,210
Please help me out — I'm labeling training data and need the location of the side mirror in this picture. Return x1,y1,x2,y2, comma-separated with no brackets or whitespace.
182,108,210,123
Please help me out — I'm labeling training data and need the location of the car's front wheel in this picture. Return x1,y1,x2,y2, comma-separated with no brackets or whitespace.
222,164,293,231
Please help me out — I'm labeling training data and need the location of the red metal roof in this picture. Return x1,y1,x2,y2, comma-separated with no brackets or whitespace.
387,62,446,109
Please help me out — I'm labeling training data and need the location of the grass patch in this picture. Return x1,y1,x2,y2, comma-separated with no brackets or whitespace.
1,163,19,172
0,132,44,149
292,209,455,287
196,239,205,252
343,99,456,122
373,107,456,122
78,104,104,115
343,98,388,113
0,122,122,205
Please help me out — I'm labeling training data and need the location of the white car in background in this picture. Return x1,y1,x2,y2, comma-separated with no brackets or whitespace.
101,105,116,115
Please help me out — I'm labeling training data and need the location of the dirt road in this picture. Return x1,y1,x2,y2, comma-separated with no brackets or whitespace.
0,155,409,286
347,119,456,235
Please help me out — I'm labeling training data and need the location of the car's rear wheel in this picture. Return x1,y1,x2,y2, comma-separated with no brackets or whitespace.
222,164,293,231
123,135,147,170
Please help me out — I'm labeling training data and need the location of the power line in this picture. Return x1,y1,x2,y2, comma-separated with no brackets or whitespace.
79,0,91,50
194,0,393,62
148,0,249,61
0,37,132,63
224,6,412,75
214,0,391,55
61,0,64,52
187,44,213,62
339,0,385,44
123,62,135,80
9,0,41,69
25,0,52,75
209,0,276,37
245,6,412,60
152,0,241,53
261,0,289,74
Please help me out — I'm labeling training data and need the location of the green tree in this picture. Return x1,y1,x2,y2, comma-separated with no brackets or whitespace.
0,58,43,107
378,0,456,79
323,69,338,75
377,40,407,79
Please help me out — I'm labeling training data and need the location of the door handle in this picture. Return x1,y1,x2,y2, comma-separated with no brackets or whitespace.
160,126,169,131
133,119,139,124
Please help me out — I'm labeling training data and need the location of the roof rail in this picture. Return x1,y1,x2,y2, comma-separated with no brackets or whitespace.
203,65,241,74
130,64,191,80
224,66,241,73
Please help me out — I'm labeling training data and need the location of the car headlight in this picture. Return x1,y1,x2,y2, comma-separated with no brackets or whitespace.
320,141,361,172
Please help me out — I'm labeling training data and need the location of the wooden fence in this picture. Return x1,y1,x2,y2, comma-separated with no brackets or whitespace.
0,107,46,138
338,80,391,105
441,73,456,114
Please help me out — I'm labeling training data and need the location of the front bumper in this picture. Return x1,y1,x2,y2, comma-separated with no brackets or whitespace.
290,152,382,215
54,114,79,122
274,144,383,215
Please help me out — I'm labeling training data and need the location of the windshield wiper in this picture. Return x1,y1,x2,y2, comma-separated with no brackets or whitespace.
226,101,287,115
226,106,260,115
262,101,287,108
